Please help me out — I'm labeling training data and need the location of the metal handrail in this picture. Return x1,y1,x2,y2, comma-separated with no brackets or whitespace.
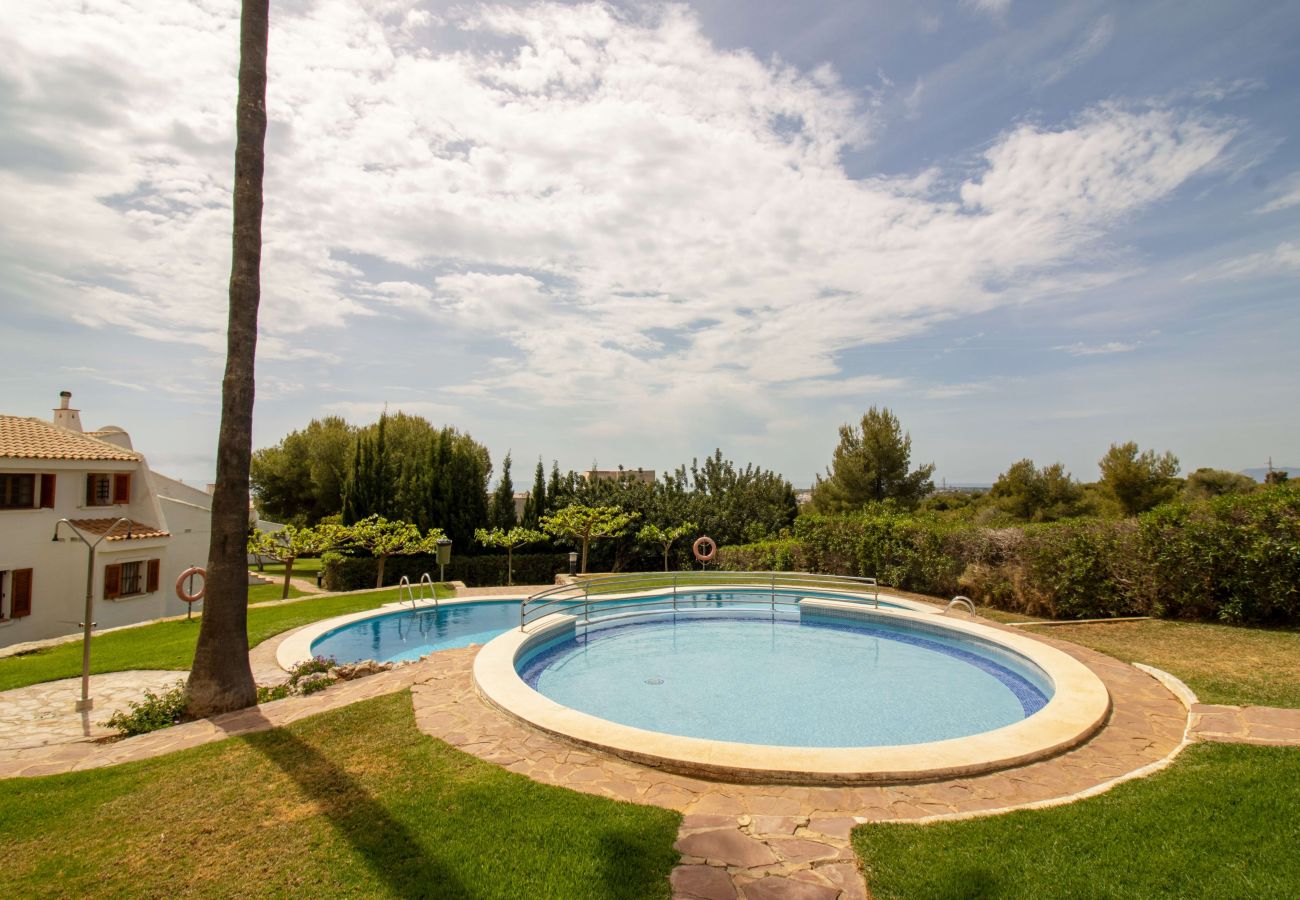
398,574,438,609
519,570,881,631
945,596,977,617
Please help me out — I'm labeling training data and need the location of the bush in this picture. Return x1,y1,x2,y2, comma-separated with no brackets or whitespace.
104,682,189,736
322,551,567,592
257,684,291,703
716,485,1300,625
288,655,336,688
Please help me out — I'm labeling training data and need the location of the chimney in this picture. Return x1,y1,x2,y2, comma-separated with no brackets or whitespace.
52,390,84,433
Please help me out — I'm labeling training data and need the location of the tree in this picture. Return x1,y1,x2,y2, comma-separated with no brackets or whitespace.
990,459,1086,522
810,407,935,512
247,524,342,599
187,0,269,718
475,526,546,585
250,416,355,524
490,452,517,529
636,521,697,571
1098,442,1181,516
522,457,547,528
344,515,443,589
342,411,389,523
541,505,639,574
1184,468,1257,501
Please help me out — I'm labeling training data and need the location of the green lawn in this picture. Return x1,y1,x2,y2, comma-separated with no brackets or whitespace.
254,557,324,578
0,691,680,898
247,580,306,604
1022,619,1300,708
854,742,1300,899
0,584,452,692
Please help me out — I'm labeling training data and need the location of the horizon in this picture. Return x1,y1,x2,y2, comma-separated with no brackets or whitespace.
2,1,1297,487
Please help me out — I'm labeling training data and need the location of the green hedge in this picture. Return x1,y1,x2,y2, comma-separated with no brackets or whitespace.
716,486,1300,624
322,552,568,592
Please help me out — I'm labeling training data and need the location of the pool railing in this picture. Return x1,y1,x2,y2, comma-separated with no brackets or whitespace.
519,570,880,631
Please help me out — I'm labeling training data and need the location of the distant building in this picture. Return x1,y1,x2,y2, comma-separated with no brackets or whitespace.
794,488,814,506
0,392,212,646
582,468,656,485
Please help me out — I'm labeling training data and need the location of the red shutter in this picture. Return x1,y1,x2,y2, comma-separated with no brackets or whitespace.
113,473,131,504
146,559,161,593
12,569,32,618
40,474,56,509
104,564,121,600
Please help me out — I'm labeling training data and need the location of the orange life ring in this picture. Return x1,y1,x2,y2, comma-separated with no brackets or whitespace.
692,536,717,562
176,567,206,603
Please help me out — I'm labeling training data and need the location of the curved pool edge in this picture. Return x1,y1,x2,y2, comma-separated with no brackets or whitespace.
473,599,1112,785
275,595,521,672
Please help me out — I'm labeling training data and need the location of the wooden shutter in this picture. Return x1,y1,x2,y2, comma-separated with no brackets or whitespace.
146,559,161,593
104,564,121,600
39,474,56,508
86,474,96,504
113,473,131,504
11,569,32,618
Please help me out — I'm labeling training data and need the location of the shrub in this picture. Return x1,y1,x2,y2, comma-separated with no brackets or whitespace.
257,684,292,703
322,551,567,591
104,682,189,736
288,655,336,688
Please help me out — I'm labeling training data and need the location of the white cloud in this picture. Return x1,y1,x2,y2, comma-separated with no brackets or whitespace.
962,0,1012,19
1189,241,1300,281
1054,341,1140,357
1256,173,1300,214
0,1,1239,442
1043,15,1115,85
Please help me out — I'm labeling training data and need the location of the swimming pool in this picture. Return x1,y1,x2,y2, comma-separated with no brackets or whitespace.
473,594,1112,784
306,589,912,665
517,610,1050,747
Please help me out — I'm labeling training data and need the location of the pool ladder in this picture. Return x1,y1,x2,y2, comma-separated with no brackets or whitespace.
945,596,976,618
397,573,438,610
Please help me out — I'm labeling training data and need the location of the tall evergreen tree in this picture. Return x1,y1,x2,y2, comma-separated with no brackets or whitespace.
523,457,547,527
810,406,934,512
490,452,517,529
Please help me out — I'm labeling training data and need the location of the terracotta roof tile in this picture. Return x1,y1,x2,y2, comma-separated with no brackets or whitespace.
0,416,140,462
66,518,169,541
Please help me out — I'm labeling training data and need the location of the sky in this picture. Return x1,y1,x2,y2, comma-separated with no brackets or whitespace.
1,0,1297,489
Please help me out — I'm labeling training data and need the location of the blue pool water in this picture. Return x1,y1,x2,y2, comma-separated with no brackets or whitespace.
518,611,1051,748
311,601,524,663
310,589,907,664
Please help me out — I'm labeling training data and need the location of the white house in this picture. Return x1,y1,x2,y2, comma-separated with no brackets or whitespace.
0,392,213,646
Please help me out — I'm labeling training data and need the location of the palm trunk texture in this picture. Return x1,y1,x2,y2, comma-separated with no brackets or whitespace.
187,0,269,717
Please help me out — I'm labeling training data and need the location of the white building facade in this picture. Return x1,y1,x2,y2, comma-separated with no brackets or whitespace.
0,393,212,646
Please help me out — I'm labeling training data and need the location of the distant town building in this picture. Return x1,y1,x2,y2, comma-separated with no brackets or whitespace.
794,488,814,506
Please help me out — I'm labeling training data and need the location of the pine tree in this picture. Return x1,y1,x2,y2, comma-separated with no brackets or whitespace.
523,457,547,527
490,452,517,529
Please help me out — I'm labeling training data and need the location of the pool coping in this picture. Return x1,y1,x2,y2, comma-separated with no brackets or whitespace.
472,596,1112,785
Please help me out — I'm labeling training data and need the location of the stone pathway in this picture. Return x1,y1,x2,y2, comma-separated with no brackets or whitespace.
1190,703,1300,745
0,671,186,752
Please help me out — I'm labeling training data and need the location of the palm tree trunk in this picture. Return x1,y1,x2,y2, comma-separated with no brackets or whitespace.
187,0,269,717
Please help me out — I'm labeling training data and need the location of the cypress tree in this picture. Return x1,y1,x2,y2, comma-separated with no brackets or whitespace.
490,452,517,529
524,457,546,527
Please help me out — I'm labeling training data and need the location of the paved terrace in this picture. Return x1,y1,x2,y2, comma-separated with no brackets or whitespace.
1,612,1297,899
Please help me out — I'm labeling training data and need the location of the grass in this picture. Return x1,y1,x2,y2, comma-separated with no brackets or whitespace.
0,584,452,692
0,691,681,898
254,557,324,578
247,580,306,604
854,742,1300,900
1024,618,1300,708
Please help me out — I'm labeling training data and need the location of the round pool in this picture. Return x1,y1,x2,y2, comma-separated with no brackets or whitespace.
518,611,1049,747
473,596,1113,784
310,601,523,663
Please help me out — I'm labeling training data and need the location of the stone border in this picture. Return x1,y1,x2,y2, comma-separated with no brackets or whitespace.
275,595,523,671
473,596,1111,784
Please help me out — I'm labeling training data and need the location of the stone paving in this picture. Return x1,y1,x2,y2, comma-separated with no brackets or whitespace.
0,670,186,752
1190,703,1300,745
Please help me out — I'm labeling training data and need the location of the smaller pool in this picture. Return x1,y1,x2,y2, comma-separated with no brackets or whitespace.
311,601,523,663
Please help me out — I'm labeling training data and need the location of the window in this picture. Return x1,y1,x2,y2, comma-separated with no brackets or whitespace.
0,474,36,509
86,473,130,506
104,559,159,600
0,569,33,620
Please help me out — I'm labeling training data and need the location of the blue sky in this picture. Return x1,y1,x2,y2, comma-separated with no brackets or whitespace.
1,0,1297,489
